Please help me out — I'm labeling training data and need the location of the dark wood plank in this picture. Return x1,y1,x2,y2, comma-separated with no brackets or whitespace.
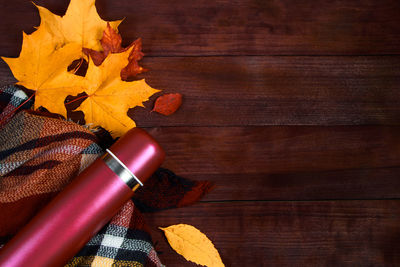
150,126,400,175
144,200,400,266
1,56,399,126
147,126,400,200
0,0,399,56
193,168,400,201
133,56,400,126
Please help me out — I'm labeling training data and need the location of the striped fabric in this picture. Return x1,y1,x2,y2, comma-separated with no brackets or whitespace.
0,85,33,129
0,111,102,203
0,85,211,266
66,201,163,267
0,85,163,266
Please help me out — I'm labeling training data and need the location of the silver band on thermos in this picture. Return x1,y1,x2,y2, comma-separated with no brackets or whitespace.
102,149,143,189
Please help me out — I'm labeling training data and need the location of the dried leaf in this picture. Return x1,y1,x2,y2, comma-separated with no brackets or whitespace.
101,22,124,54
82,23,123,66
160,224,224,267
120,38,147,80
83,23,146,80
152,93,182,116
81,48,105,67
74,47,159,137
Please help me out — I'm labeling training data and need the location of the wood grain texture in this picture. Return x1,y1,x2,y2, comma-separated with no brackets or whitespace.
133,56,400,126
145,126,400,201
193,167,400,201
1,56,399,126
0,0,399,56
145,201,400,266
149,126,400,175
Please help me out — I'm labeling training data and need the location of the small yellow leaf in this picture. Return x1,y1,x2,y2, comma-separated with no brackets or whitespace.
160,224,224,267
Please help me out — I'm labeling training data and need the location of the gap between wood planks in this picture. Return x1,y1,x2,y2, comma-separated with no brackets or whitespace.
144,54,400,58
199,198,400,203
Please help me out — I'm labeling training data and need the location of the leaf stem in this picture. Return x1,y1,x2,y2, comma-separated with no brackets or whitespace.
65,94,89,106
71,58,84,74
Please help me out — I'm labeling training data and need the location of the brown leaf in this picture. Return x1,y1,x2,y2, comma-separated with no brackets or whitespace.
82,47,105,66
152,93,182,116
101,22,123,54
83,23,146,80
120,38,147,80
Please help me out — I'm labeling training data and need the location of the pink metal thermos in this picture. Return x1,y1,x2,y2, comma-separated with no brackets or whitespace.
0,128,165,267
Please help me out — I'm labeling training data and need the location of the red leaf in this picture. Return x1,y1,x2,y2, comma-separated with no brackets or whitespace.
152,93,182,116
83,23,123,66
82,47,105,66
83,24,146,79
101,22,124,54
121,38,147,80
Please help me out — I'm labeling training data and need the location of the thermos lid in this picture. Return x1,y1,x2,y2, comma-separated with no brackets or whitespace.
107,128,165,185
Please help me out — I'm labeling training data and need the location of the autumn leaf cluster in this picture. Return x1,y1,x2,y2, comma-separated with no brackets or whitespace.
2,0,159,137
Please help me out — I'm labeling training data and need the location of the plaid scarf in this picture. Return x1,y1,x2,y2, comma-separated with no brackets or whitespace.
0,85,213,266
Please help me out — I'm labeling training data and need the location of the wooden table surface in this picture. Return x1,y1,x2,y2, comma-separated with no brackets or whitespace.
1,0,400,266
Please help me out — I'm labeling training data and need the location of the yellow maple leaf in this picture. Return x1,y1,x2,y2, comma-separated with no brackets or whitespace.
35,0,122,51
160,224,225,267
2,25,82,117
73,47,159,137
2,0,159,136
